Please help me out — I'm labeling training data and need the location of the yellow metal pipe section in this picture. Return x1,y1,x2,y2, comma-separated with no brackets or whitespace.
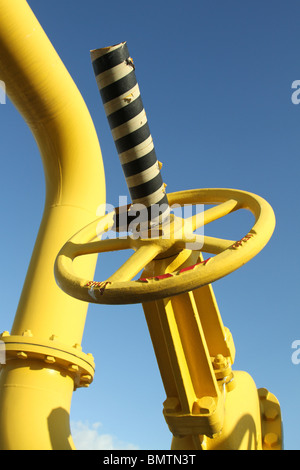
0,0,105,449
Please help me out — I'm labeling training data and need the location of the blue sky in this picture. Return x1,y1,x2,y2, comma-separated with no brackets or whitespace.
1,0,300,450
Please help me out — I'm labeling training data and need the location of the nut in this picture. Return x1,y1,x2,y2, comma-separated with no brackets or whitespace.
17,351,27,359
264,432,279,448
44,355,56,364
264,406,279,421
163,397,181,413
213,354,228,370
0,331,10,338
258,388,270,400
80,374,92,383
193,396,216,414
22,330,33,337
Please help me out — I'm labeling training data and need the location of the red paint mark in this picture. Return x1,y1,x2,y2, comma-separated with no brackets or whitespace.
85,280,111,295
137,257,212,282
232,233,254,249
99,281,111,295
179,257,211,274
155,273,174,280
179,264,196,273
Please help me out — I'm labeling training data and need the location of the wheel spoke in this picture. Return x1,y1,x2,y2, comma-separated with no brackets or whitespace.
69,236,133,258
185,199,239,232
107,244,164,282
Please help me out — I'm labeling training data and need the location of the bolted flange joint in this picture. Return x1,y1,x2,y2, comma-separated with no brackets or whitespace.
0,330,95,390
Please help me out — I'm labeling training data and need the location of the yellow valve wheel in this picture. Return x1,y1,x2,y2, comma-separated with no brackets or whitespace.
54,188,275,305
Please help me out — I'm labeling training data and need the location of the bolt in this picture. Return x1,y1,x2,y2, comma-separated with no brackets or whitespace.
22,329,33,337
213,354,228,370
264,407,279,421
258,388,270,401
264,432,279,448
80,374,92,383
68,364,79,372
163,397,180,413
80,374,92,388
0,331,10,338
17,351,27,359
44,355,56,364
195,396,215,414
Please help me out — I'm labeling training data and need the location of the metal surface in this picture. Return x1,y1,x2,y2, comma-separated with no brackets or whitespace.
55,188,275,305
0,1,282,450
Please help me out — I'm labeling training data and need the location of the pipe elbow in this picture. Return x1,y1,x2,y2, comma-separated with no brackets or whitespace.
0,0,105,449
0,0,105,212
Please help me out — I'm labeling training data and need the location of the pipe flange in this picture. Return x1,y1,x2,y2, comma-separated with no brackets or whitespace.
0,330,95,389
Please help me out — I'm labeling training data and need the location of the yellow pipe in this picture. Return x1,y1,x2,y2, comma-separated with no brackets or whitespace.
0,0,105,449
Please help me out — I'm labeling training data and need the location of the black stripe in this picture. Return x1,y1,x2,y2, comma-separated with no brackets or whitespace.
122,148,157,178
132,194,169,213
130,172,164,200
107,96,144,130
115,122,151,154
92,43,130,76
155,194,169,210
147,194,170,218
100,71,137,104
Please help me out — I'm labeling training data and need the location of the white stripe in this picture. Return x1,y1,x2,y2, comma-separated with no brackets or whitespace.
126,162,160,188
103,83,140,116
111,109,147,141
95,61,132,89
118,137,154,164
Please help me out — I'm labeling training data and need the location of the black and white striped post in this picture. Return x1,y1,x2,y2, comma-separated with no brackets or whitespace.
90,42,170,230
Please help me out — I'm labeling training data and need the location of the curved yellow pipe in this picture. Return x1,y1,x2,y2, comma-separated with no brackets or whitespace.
0,0,105,449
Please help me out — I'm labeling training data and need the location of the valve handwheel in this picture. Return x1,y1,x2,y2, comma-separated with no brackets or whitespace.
54,188,275,305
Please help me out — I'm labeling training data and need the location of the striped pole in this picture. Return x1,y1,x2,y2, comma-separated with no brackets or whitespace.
90,42,170,230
